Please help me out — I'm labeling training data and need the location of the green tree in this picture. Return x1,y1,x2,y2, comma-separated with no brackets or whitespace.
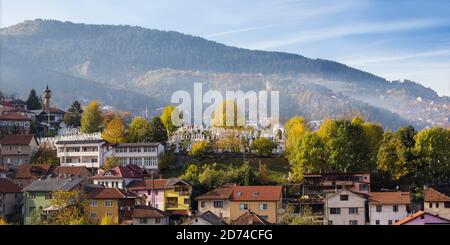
64,100,83,127
161,105,180,136
182,164,200,185
148,117,168,142
414,127,450,184
290,132,328,180
159,151,176,170
101,116,126,143
127,117,151,142
250,138,277,156
376,131,409,180
103,156,119,170
81,101,102,133
189,140,211,159
26,89,42,110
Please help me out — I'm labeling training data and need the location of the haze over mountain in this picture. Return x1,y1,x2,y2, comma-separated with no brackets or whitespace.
1,19,448,129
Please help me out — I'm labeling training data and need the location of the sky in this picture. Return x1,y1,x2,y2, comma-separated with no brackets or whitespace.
1,0,450,96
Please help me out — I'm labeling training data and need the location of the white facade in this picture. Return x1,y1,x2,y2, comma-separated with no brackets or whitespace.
132,216,169,225
56,140,106,168
324,189,366,225
104,143,164,171
369,204,409,225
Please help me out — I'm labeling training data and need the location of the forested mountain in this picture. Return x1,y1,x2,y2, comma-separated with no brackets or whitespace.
1,19,448,129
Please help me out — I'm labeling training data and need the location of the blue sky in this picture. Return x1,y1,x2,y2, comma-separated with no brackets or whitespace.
1,0,450,96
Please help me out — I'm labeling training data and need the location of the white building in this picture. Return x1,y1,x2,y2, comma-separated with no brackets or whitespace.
103,142,164,171
324,188,366,225
56,135,106,168
424,187,450,220
368,192,411,225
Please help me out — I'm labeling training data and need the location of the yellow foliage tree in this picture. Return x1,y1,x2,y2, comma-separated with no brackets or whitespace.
284,116,309,158
0,218,8,225
102,116,126,143
100,215,115,225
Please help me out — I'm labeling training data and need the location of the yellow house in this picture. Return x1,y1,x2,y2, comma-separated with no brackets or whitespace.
196,185,283,224
86,188,136,224
163,178,191,216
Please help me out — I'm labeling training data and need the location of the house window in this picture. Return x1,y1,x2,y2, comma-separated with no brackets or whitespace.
130,157,142,165
144,147,156,153
118,158,127,166
260,215,269,220
45,193,52,200
393,205,399,212
328,220,333,225
240,204,249,211
213,201,224,208
259,203,268,211
115,147,128,153
330,208,341,214
376,205,382,212
155,218,161,224
104,200,113,207
252,192,259,197
90,212,97,219
375,220,380,225
349,208,358,214
444,202,450,208
388,220,393,225
359,184,369,192
349,220,358,225
429,203,432,208
129,147,141,153
340,195,349,201
184,198,190,205
140,218,148,224
200,201,205,208
436,202,440,208
90,200,98,207
144,157,157,167
30,194,36,199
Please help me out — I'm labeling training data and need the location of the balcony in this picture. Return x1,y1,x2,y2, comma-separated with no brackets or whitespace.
165,203,179,209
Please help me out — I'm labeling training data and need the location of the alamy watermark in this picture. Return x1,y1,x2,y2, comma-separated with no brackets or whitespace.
170,83,280,128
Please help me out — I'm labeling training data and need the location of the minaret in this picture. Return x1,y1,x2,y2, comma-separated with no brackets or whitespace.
43,85,52,133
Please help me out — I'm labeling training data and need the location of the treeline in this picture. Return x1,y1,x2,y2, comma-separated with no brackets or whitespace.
286,116,450,187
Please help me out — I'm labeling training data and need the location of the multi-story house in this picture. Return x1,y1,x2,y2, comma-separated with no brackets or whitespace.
395,211,450,225
231,211,272,225
131,206,170,225
103,142,164,171
91,165,145,189
10,164,51,188
163,178,191,217
0,178,22,222
0,134,39,167
196,184,283,224
324,188,366,225
55,136,106,168
86,187,136,224
368,192,411,225
22,177,85,224
0,111,32,135
302,172,370,195
424,186,450,220
127,178,168,210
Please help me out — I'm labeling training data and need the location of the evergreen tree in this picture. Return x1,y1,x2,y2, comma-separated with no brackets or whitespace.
26,89,42,110
64,101,83,127
148,117,168,142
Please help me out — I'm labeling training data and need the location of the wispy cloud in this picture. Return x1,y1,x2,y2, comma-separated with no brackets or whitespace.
344,48,450,65
245,19,447,50
203,1,356,38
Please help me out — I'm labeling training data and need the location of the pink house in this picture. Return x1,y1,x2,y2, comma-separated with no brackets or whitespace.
395,211,450,225
127,178,168,210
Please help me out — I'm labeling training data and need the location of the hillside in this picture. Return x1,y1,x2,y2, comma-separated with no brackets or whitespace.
1,19,448,128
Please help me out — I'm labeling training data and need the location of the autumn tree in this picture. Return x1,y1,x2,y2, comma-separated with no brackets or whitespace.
214,133,243,152
101,116,126,143
103,156,119,170
26,89,42,110
100,215,115,225
127,117,151,142
161,105,180,136
189,140,211,159
48,190,89,225
285,116,309,159
81,101,102,133
258,162,270,184
31,144,59,166
64,100,83,127
250,138,277,156
148,117,168,142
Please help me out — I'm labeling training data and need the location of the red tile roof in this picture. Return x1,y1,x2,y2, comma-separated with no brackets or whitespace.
0,111,31,121
50,166,93,178
0,178,21,193
231,211,272,225
231,186,282,202
424,187,450,202
196,184,236,200
88,187,137,199
127,179,168,190
91,165,145,179
132,206,168,218
394,211,450,225
368,192,411,205
13,164,51,179
0,134,35,145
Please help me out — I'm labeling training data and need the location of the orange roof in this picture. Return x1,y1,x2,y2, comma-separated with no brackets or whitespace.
394,211,450,225
0,111,31,121
88,187,136,199
368,192,411,205
127,179,168,190
424,187,450,202
231,186,282,202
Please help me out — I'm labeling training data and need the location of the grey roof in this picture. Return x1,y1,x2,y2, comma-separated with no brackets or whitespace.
198,211,227,225
55,140,105,145
165,178,190,188
22,177,85,192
